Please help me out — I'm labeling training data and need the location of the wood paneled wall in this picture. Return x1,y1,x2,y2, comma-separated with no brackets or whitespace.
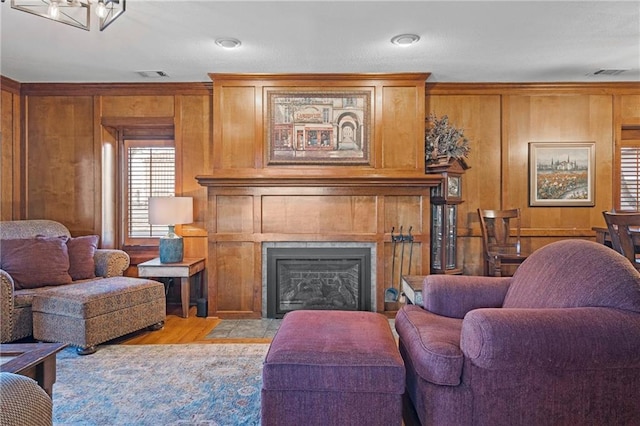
1,77,21,221
202,74,432,317
426,83,640,275
1,76,639,311
0,81,212,266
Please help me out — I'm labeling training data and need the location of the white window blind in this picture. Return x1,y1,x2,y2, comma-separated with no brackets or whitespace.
126,142,176,239
620,147,640,211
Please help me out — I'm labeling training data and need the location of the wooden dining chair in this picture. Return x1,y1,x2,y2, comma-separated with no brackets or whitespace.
602,211,640,270
477,208,528,277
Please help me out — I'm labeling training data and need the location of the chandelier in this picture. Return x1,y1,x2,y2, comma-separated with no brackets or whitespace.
7,0,125,31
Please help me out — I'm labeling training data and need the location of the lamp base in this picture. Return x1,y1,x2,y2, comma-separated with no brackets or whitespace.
159,236,184,263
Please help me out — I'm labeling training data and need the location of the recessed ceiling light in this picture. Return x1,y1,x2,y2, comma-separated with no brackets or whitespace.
391,34,420,47
215,38,242,49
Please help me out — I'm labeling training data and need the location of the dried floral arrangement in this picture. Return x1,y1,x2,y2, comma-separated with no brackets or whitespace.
425,113,471,163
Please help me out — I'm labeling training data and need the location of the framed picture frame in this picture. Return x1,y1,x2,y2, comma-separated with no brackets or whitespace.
528,142,595,207
265,89,372,165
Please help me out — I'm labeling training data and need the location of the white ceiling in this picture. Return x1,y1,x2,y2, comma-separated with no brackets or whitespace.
1,0,639,84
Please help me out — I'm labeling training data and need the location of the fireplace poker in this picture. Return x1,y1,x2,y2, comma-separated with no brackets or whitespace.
385,226,400,302
398,226,409,291
407,227,414,275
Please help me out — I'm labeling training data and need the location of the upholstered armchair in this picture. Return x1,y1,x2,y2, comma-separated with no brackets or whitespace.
0,372,52,426
395,239,640,425
0,220,129,343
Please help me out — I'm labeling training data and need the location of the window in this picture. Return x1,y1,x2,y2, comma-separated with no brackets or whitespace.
620,146,640,210
617,126,640,211
123,139,176,245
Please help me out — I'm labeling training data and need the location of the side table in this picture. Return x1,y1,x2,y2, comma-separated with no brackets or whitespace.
137,257,206,318
401,275,426,307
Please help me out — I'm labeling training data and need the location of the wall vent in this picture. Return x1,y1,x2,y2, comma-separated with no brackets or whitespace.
590,69,627,76
136,70,169,78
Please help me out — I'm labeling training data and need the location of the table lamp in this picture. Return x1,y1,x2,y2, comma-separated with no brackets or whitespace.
148,196,193,263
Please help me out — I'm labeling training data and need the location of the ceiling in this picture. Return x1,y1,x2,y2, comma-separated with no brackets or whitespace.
1,0,639,84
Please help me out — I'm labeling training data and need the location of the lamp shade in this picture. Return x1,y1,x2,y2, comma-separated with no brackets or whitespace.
148,197,193,225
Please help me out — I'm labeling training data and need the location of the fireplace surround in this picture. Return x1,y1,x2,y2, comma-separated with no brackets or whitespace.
197,171,439,318
263,242,375,318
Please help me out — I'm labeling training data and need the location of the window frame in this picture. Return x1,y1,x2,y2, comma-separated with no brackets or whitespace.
100,119,176,251
122,138,176,246
615,124,640,211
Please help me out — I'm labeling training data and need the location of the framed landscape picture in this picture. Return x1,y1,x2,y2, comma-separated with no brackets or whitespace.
529,142,595,207
265,89,372,165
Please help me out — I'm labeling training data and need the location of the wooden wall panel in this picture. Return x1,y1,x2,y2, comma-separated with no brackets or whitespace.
177,94,212,230
262,195,377,234
211,242,258,316
381,86,422,169
214,86,256,169
383,195,423,233
101,95,174,117
1,90,16,220
620,95,640,120
26,96,97,235
216,195,254,233
504,95,613,229
210,73,428,172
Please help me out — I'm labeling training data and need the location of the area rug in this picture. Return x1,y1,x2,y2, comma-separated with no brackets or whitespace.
53,344,270,425
205,318,397,340
205,319,282,340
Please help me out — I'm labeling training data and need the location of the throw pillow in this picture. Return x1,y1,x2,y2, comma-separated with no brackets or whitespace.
0,236,72,289
67,235,99,281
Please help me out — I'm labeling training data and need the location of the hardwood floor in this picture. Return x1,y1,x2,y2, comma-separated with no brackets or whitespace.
114,305,218,345
115,305,273,345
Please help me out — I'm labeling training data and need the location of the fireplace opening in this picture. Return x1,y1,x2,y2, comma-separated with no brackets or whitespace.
266,247,371,318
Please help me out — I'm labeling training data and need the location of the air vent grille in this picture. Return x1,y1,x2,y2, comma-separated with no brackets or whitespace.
136,70,169,78
591,69,627,76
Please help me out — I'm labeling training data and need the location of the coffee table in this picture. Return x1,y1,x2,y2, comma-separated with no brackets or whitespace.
0,342,67,397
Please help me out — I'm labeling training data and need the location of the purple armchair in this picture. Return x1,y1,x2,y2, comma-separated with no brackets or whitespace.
395,239,640,425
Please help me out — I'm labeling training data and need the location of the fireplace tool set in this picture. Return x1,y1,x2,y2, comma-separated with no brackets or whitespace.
385,226,414,302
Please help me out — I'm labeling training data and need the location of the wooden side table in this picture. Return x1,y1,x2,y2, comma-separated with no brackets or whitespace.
401,275,426,307
137,257,205,318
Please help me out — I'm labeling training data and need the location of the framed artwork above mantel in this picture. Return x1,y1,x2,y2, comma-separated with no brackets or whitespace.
265,88,373,165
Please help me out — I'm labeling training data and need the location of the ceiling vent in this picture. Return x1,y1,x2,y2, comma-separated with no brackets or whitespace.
590,69,627,76
137,70,169,78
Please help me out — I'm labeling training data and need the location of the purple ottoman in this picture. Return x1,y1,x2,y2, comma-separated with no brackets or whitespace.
261,310,405,426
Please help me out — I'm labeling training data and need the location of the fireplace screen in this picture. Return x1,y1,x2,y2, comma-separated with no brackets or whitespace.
266,248,371,318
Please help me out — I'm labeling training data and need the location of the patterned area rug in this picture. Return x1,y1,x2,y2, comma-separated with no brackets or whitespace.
53,344,269,425
205,318,397,340
205,319,282,340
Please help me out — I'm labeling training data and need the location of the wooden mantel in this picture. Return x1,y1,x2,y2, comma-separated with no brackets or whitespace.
196,170,442,188
197,171,441,318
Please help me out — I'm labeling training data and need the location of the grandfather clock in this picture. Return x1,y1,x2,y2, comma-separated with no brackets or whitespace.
428,158,469,274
